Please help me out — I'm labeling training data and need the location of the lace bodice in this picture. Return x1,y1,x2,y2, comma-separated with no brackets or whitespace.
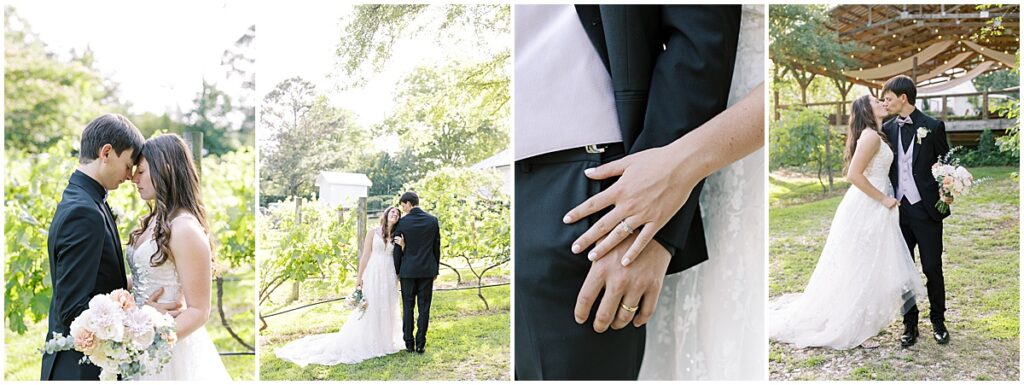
372,230,395,259
127,238,182,305
864,142,894,190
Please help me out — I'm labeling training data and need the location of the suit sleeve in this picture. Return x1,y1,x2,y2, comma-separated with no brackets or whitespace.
933,119,950,160
433,219,442,273
52,206,106,327
392,224,404,274
638,5,742,274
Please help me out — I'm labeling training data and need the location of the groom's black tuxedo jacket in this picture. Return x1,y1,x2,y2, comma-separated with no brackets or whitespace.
392,207,441,278
574,5,741,274
41,170,128,380
883,108,950,222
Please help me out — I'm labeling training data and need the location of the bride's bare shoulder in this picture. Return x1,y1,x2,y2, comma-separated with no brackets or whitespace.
858,129,882,150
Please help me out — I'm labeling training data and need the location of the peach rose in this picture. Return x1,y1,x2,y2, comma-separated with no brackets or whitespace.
109,289,136,311
71,326,98,353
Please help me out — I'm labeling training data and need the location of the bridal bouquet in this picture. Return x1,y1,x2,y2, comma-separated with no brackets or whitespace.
932,149,974,215
42,289,177,380
346,287,369,319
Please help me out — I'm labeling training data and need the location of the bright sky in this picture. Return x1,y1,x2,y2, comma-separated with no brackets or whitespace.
8,0,254,115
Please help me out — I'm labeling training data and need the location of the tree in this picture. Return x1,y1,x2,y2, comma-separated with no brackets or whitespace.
261,78,368,205
381,58,509,170
769,5,861,105
336,4,509,87
183,80,237,156
771,108,846,191
4,6,118,153
221,25,256,149
359,150,421,197
406,167,509,309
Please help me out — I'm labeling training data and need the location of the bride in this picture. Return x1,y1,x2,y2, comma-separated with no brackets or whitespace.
126,134,230,380
275,207,404,366
768,95,925,350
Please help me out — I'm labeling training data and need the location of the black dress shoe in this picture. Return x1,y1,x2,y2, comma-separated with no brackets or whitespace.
933,323,950,344
900,326,918,347
405,342,415,352
415,343,425,354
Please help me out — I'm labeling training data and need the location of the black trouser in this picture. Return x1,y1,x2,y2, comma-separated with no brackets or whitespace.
400,277,434,347
515,144,645,380
41,350,101,380
899,198,946,327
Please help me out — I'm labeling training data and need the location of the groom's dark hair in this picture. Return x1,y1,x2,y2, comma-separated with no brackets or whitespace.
400,191,420,207
883,75,917,105
79,113,145,164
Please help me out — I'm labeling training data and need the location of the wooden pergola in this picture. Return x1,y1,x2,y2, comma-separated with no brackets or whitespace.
827,4,1019,90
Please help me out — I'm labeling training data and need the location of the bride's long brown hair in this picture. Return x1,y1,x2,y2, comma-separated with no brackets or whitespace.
128,134,212,267
844,95,890,173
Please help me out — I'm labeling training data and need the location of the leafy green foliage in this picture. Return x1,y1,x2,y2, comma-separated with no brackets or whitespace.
4,7,115,153
770,108,845,191
962,129,1019,167
769,5,861,104
381,57,509,170
258,198,359,308
4,142,256,334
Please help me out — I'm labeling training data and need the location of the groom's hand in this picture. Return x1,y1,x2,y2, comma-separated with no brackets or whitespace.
574,233,671,333
146,288,185,317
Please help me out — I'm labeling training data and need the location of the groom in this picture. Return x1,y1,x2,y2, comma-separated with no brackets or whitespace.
392,191,441,354
41,114,144,380
881,75,951,347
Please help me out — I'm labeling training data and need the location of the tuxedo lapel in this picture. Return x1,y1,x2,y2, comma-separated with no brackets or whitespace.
911,110,925,165
101,202,127,284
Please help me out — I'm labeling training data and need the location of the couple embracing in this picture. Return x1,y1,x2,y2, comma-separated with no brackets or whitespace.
770,75,952,349
276,192,442,366
41,114,229,380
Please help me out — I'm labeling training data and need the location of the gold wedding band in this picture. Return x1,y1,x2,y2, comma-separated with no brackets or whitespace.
619,220,634,235
620,303,639,313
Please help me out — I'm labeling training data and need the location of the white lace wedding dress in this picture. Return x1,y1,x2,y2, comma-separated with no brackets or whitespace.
275,230,404,366
639,5,765,380
127,215,231,381
768,143,925,349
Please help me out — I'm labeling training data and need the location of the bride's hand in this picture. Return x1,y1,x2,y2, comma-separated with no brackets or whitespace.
575,232,671,333
563,146,697,266
356,278,364,289
146,288,185,317
394,235,405,249
882,196,899,209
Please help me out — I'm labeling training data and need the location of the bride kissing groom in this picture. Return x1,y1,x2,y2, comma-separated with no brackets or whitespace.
770,75,951,350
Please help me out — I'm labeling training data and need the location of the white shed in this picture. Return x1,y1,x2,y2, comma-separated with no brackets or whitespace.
472,148,511,195
315,172,372,208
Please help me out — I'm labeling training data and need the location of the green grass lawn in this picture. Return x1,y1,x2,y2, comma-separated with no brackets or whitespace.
5,272,256,381
259,270,510,381
769,167,1019,380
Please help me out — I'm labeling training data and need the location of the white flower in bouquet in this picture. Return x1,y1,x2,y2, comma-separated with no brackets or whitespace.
85,296,126,343
41,290,178,381
931,148,974,214
124,308,156,350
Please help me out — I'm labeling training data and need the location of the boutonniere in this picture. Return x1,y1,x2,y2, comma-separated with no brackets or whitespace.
916,127,929,144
